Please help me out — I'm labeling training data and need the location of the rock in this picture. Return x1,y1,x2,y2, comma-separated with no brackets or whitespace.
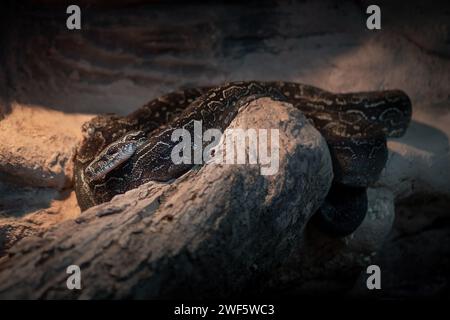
378,110,450,199
0,104,93,189
0,183,81,257
350,194,450,298
264,187,395,296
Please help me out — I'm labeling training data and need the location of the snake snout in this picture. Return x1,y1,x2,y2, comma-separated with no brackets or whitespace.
85,141,139,182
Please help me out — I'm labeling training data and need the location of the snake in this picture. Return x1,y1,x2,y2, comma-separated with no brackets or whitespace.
73,81,412,236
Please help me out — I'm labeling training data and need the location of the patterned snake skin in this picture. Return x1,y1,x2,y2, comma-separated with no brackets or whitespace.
74,81,412,236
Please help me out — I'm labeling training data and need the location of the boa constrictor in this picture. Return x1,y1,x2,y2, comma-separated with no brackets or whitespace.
74,81,411,236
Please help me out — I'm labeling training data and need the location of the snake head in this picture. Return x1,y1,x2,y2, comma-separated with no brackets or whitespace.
84,131,146,182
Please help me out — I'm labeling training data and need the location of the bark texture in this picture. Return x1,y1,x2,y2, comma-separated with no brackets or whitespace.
0,99,333,299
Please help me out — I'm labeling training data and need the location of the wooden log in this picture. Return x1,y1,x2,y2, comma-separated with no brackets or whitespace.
0,98,333,299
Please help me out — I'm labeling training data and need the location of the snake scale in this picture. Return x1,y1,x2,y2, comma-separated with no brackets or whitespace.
74,81,412,236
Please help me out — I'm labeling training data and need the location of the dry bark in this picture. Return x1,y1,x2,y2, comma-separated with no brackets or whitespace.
0,99,333,299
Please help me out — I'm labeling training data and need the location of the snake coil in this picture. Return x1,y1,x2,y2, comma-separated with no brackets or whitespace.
74,81,412,236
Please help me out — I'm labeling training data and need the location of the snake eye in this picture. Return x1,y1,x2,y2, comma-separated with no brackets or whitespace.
105,147,117,157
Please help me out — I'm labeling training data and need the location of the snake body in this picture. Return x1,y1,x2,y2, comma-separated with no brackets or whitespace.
74,81,411,236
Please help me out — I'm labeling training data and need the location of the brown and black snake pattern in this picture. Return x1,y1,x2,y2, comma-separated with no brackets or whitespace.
74,81,412,236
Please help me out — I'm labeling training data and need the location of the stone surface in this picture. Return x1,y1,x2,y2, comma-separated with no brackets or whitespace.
0,104,92,189
0,104,88,256
0,184,80,256
378,110,450,199
350,194,450,298
264,187,395,295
